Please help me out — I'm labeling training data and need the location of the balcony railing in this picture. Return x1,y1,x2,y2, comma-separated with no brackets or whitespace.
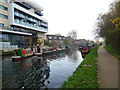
14,13,41,24
14,20,48,31
1,43,19,52
41,23,48,27
0,26,31,33
14,10,47,27
14,12,25,18
15,2,31,9
35,10,43,16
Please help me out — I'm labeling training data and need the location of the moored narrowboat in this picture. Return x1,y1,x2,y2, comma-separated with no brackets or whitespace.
12,49,33,61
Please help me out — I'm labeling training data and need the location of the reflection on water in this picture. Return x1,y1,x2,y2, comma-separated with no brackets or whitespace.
2,49,83,89
2,56,50,89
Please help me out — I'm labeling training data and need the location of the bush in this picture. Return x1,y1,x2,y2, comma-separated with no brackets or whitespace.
104,45,120,60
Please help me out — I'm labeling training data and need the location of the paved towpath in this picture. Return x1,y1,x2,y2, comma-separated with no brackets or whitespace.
97,46,119,88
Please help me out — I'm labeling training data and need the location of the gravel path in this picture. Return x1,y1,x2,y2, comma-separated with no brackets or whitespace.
97,46,119,88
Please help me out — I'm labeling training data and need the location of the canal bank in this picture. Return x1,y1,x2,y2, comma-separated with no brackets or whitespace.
2,49,83,89
62,46,99,88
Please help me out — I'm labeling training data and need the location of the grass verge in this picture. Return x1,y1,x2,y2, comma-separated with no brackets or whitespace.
62,46,99,88
104,45,120,60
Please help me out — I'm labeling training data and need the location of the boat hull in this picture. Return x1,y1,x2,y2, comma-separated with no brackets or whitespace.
34,53,43,56
12,56,22,61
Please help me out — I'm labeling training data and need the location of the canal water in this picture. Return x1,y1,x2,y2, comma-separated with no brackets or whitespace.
2,49,83,89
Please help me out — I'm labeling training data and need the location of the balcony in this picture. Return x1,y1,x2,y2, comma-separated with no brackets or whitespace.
0,26,32,35
25,16,39,24
27,17,34,22
14,12,25,19
14,19,48,32
41,27,48,31
15,2,31,9
41,23,48,27
14,11,42,24
35,10,43,16
19,13,25,18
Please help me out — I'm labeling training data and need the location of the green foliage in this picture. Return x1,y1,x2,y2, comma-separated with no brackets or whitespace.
96,1,120,50
12,51,17,56
44,40,54,47
104,45,120,60
17,49,22,56
64,38,71,46
62,46,99,88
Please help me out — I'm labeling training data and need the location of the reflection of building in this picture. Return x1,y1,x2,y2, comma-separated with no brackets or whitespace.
65,36,73,46
0,0,48,51
74,39,88,46
46,35,65,46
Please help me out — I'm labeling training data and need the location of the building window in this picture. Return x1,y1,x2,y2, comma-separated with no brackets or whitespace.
0,23,4,27
2,34,9,42
2,0,8,2
0,13,8,19
0,5,8,11
49,40,51,43
54,37,57,39
26,39,29,43
49,36,52,39
59,37,62,40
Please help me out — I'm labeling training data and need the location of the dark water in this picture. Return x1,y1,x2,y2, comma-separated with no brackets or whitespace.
2,49,83,89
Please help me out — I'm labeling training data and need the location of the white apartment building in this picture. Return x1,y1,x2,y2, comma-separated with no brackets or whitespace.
0,0,48,51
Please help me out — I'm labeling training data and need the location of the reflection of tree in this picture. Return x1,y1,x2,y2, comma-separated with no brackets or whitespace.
43,52,66,61
66,48,79,61
14,57,50,89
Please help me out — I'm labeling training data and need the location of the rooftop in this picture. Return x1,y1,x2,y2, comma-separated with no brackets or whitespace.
10,0,44,11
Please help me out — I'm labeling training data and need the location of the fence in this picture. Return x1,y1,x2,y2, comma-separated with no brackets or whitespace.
0,42,18,52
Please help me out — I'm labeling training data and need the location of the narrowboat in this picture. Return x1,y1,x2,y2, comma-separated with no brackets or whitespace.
12,49,33,61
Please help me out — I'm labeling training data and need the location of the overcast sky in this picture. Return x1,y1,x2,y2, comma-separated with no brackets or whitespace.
34,0,114,41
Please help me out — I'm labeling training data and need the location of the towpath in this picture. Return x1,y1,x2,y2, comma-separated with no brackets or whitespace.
97,46,119,88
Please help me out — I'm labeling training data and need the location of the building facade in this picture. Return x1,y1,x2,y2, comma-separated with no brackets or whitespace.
74,39,88,46
0,0,48,51
46,35,65,47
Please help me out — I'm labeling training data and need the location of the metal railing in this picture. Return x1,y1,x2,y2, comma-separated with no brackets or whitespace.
1,43,18,52
41,23,48,27
0,26,30,33
14,20,48,31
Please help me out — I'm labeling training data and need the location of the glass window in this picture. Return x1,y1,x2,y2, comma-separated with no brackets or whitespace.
4,7,8,11
0,5,2,9
0,13,8,19
49,36,52,39
59,37,62,39
4,15,8,19
0,13,2,18
49,40,51,43
2,0,8,2
2,34,9,41
54,37,57,39
0,5,8,11
0,23,4,27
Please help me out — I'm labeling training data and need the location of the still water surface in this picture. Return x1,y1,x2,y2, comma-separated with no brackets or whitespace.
2,50,83,89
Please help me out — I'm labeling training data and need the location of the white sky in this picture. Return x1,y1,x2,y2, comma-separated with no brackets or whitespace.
34,0,114,41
